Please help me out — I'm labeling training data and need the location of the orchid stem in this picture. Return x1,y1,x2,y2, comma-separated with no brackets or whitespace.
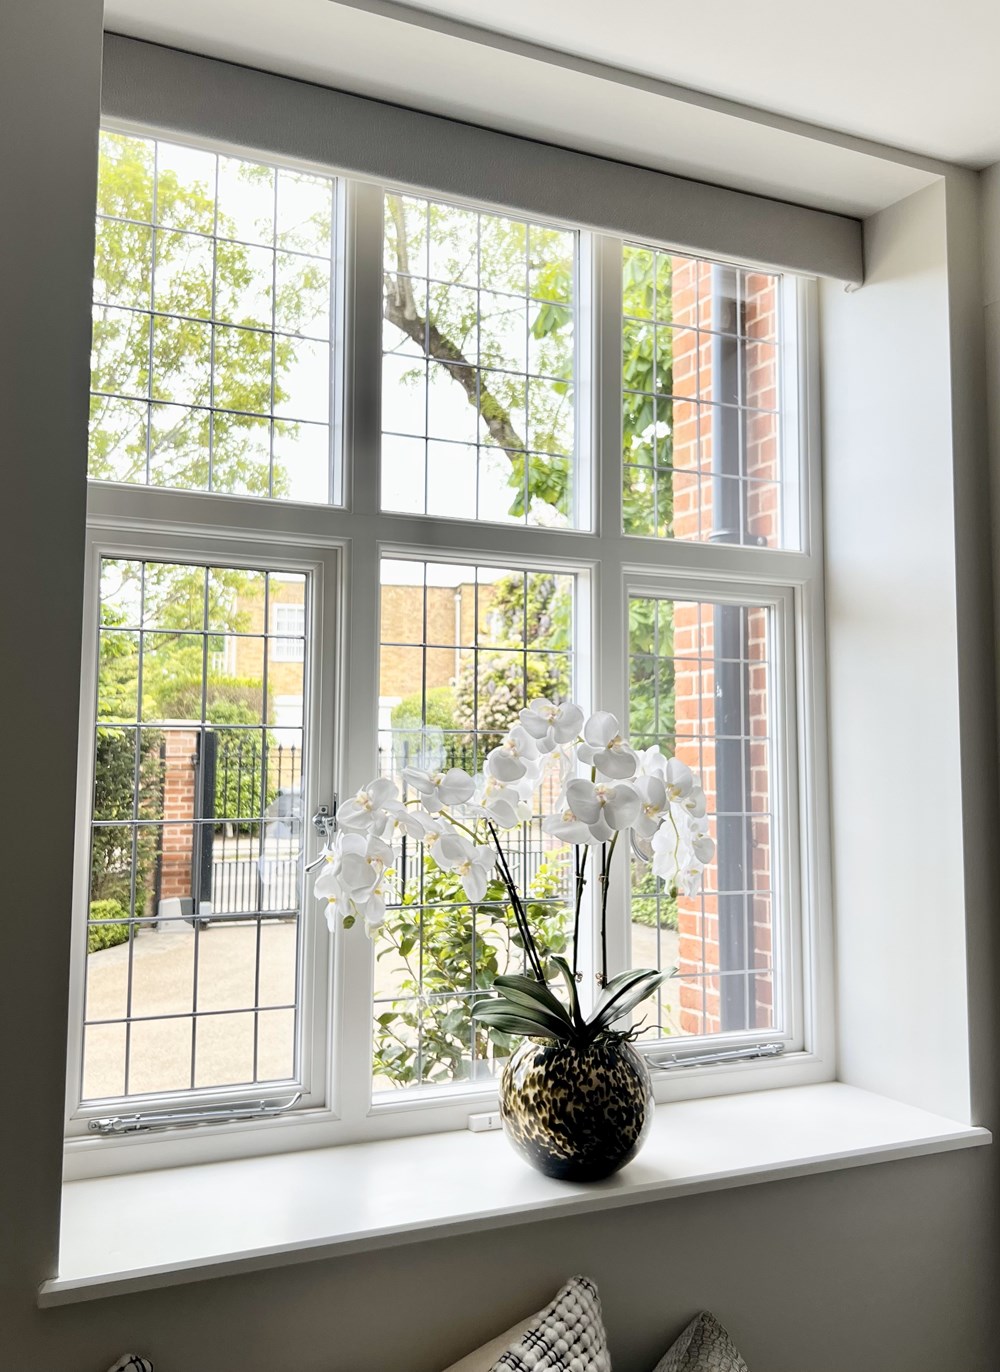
599,832,619,987
571,845,589,979
487,821,546,983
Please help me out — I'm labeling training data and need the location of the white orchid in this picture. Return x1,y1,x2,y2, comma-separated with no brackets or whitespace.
401,766,476,813
650,814,715,895
577,711,637,779
518,698,585,753
336,777,398,835
434,832,497,903
484,725,540,784
470,774,533,829
637,744,668,778
317,696,714,958
558,777,641,843
633,773,670,839
314,832,395,932
542,804,598,845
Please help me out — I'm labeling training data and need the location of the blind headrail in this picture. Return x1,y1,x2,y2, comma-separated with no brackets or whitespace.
101,34,863,284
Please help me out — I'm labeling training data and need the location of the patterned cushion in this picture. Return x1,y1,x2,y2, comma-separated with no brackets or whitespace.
490,1275,611,1372
106,1359,153,1372
652,1313,748,1372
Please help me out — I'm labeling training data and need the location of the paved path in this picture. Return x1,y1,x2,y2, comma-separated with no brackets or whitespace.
83,917,682,1098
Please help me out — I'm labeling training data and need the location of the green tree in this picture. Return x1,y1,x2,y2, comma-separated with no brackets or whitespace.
90,132,331,495
384,194,574,522
452,571,573,756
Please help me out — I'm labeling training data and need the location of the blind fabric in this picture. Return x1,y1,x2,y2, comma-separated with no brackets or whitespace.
101,34,863,284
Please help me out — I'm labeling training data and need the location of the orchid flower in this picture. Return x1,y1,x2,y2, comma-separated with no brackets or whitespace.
484,725,540,784
401,766,476,813
563,777,641,842
518,698,585,753
577,711,637,779
434,832,497,903
319,695,715,964
336,777,398,835
633,773,670,839
470,774,533,829
315,832,395,932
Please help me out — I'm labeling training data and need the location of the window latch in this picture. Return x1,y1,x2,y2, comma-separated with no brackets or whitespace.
88,1092,302,1135
305,799,339,873
648,1042,786,1072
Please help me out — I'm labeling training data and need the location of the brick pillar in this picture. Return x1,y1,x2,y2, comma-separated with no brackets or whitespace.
158,726,199,906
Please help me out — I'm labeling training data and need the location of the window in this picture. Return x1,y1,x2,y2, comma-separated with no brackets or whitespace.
90,131,338,502
272,603,306,661
381,194,578,527
68,122,821,1167
84,559,307,1100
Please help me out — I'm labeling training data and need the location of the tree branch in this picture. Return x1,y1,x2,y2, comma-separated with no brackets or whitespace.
384,194,527,467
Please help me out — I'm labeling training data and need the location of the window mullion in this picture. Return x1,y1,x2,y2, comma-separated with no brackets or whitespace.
590,234,631,989
331,178,385,1124
593,234,624,540
343,178,384,517
332,534,381,1123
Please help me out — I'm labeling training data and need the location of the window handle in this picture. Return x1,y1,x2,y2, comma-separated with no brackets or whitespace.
305,799,339,873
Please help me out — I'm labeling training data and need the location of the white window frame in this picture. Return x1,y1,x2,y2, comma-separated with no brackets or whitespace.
64,125,833,1180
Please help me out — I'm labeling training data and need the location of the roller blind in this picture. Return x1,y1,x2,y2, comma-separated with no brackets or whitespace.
101,34,863,284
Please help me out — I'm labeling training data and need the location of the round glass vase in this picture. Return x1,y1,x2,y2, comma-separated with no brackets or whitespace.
498,1035,654,1182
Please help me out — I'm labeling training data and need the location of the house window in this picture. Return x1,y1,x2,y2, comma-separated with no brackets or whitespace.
68,123,821,1164
271,603,306,661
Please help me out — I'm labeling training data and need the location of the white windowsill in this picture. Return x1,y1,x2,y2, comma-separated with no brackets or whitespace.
40,1082,990,1307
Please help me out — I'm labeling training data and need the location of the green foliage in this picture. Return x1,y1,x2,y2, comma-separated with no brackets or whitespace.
452,571,574,755
383,194,575,522
91,132,329,495
373,857,569,1087
454,652,570,758
88,900,130,954
626,595,675,747
630,867,679,931
391,685,457,734
472,962,667,1047
212,701,276,831
91,728,160,918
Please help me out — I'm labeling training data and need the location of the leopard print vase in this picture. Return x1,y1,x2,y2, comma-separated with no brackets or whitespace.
499,1036,653,1181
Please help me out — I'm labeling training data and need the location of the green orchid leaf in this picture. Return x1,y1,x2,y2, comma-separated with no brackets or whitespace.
586,968,668,1039
470,1001,575,1043
490,988,575,1030
550,955,585,1030
493,973,573,1023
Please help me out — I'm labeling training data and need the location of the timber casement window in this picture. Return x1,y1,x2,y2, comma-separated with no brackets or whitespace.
68,120,823,1164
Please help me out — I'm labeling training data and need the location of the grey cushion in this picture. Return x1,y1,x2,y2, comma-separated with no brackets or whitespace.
652,1313,748,1372
490,1275,611,1372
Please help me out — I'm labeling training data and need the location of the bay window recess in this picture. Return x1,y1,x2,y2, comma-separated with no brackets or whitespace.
66,117,827,1172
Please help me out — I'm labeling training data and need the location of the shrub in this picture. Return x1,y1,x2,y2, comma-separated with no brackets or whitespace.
391,685,457,734
373,855,569,1087
88,899,130,954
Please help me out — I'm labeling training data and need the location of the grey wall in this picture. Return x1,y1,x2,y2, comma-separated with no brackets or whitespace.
2,6,999,1371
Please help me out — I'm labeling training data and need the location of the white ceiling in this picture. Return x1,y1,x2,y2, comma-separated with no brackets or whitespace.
386,0,999,167
104,0,963,217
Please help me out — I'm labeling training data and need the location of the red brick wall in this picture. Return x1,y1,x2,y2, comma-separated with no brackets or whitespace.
158,727,198,903
667,260,779,1035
